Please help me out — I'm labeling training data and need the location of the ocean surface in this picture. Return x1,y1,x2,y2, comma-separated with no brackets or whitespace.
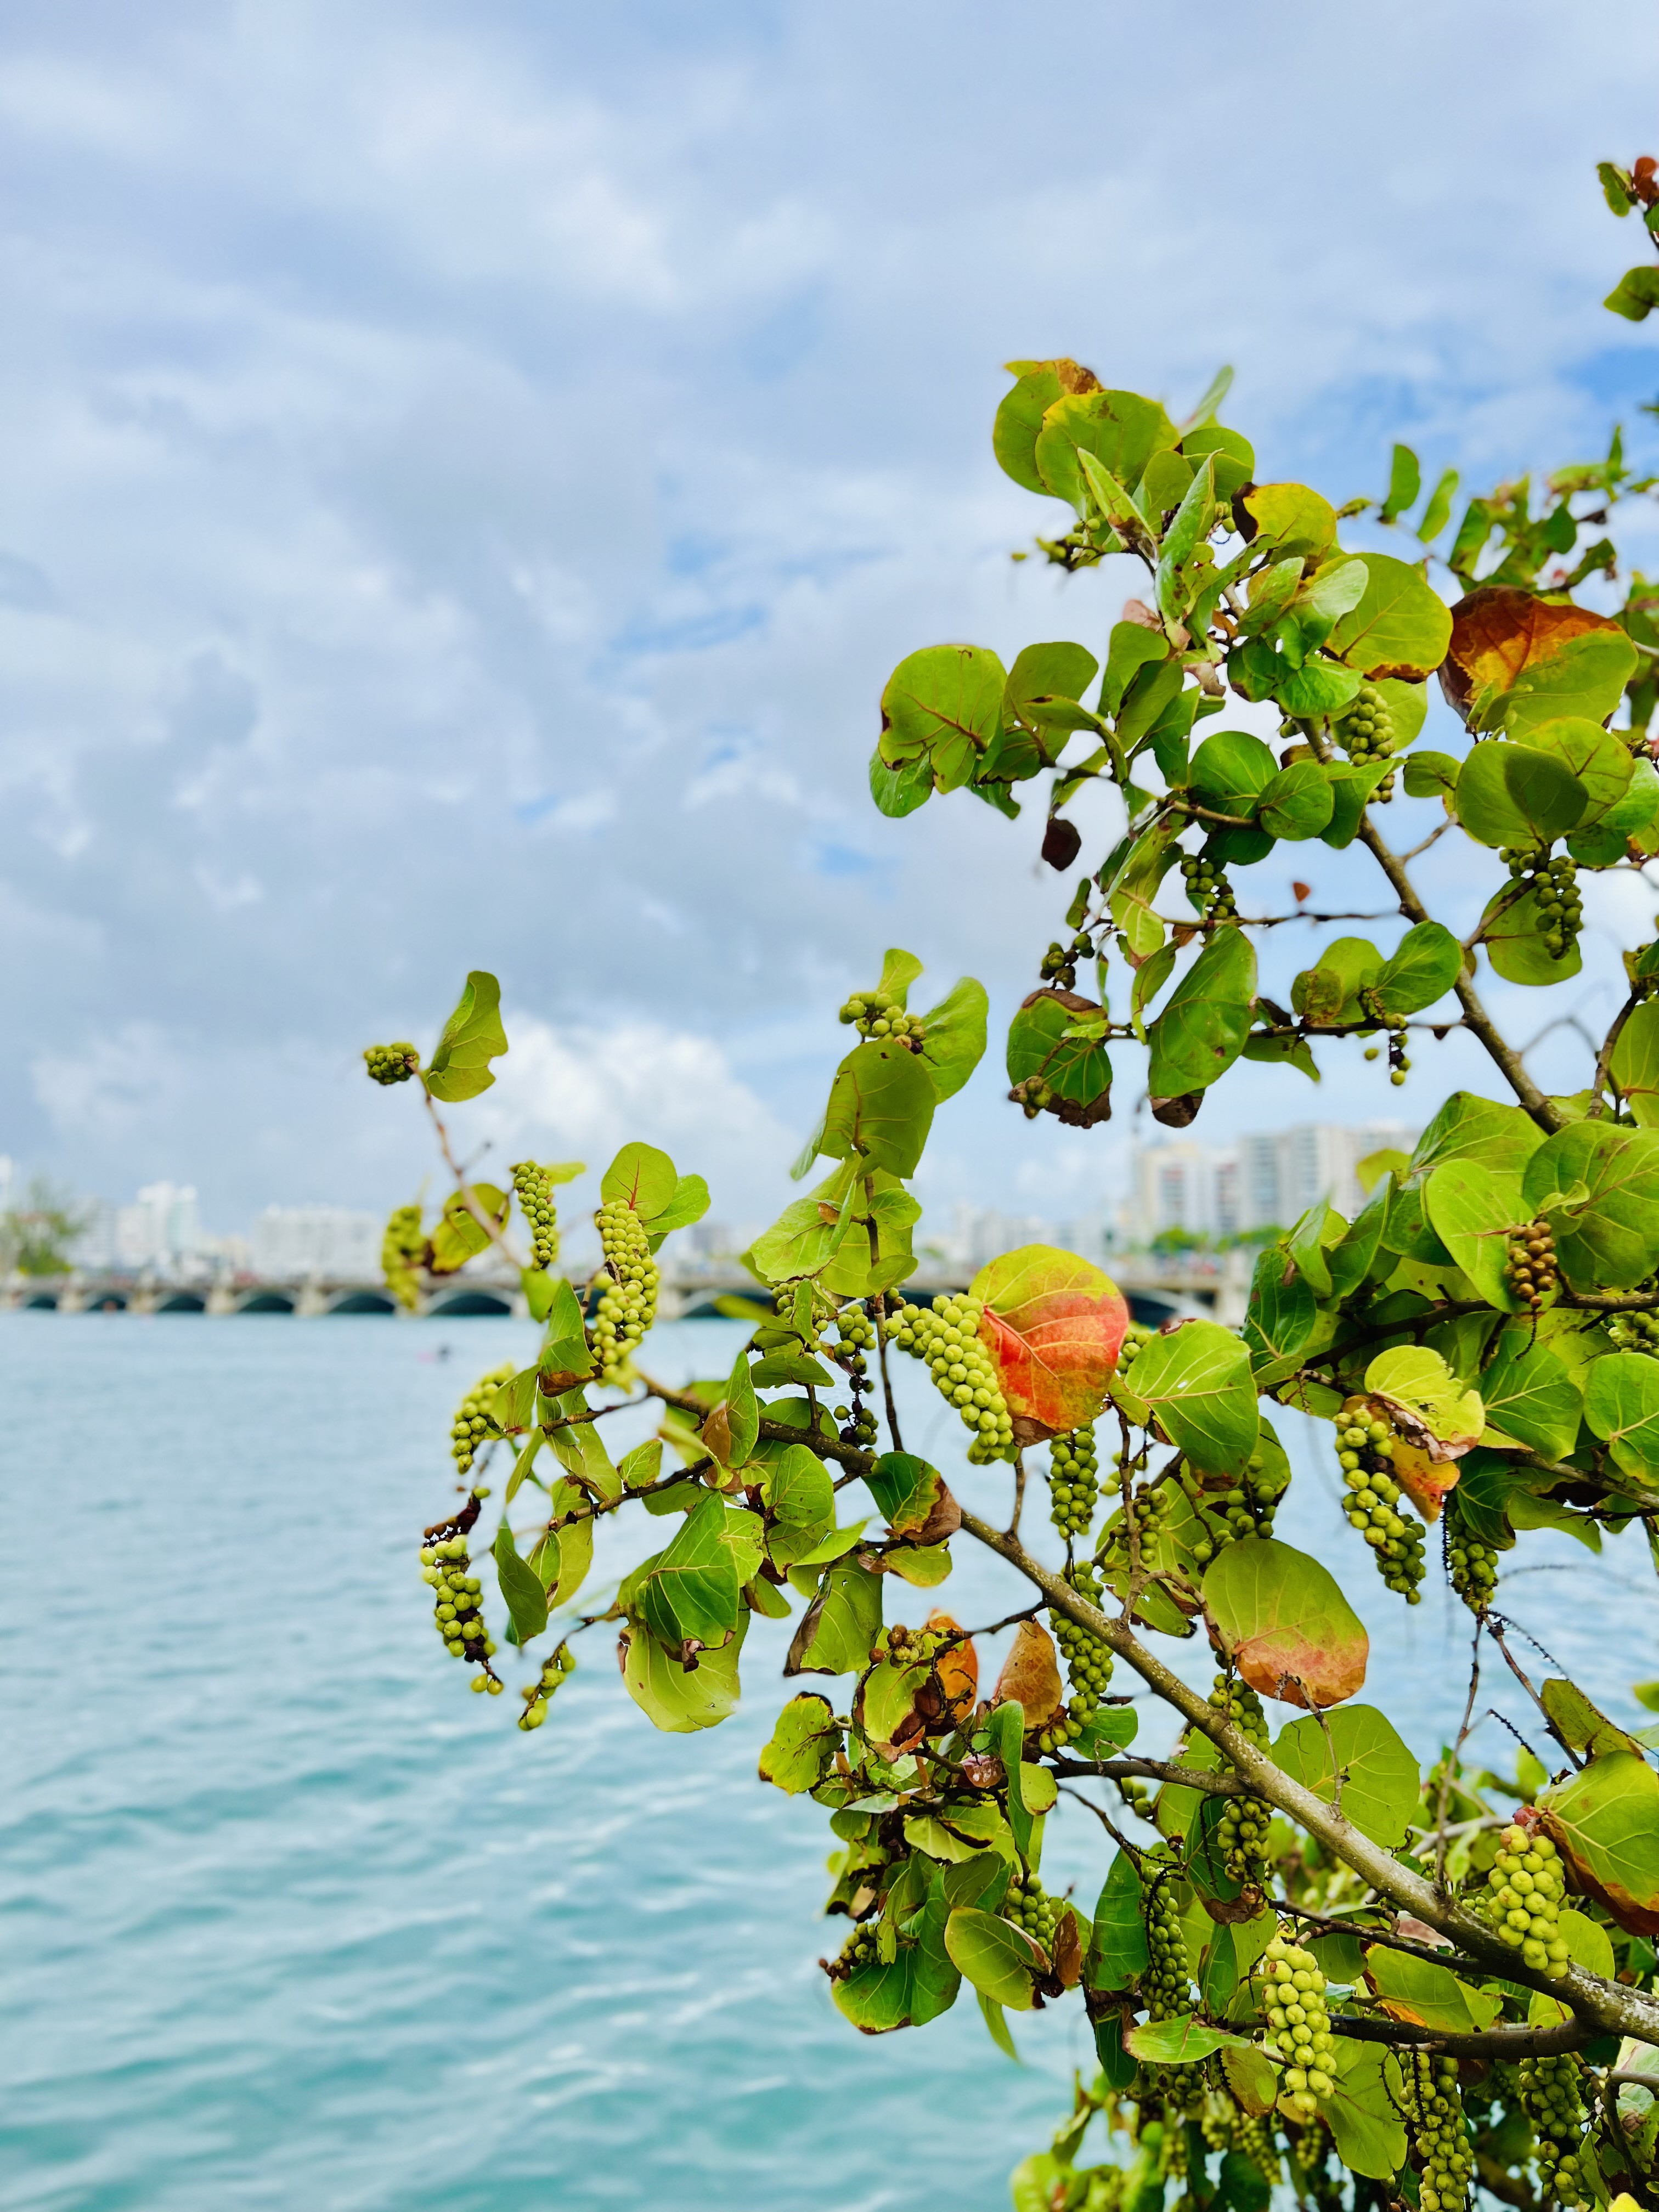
4,1311,1657,2212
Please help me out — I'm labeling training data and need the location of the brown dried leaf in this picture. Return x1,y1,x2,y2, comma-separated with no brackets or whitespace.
991,1620,1065,1730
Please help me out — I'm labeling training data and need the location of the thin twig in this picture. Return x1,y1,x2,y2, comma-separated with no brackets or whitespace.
1436,1615,1484,1894
872,1295,905,1455
422,1091,530,1269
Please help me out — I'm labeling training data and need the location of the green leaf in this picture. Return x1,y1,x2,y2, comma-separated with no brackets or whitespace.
1221,2044,1282,2123
1455,740,1587,848
1424,1160,1527,1310
1182,421,1253,498
1243,1249,1320,1375
1541,1678,1646,1760
1477,1328,1582,1459
601,1142,679,1219
1115,1318,1258,1472
619,1440,662,1491
1256,760,1335,840
1125,2016,1248,2064
1084,1850,1149,1993
1239,482,1336,561
1417,469,1459,544
1107,821,1175,958
761,1441,837,1568
1610,999,1659,1126
973,1244,1131,1436
1006,990,1113,1121
1328,551,1453,680
1034,387,1179,517
878,643,1008,793
1606,265,1659,321
1274,658,1362,718
821,1040,936,1178
869,748,933,817
1155,455,1218,627
993,359,1074,494
724,1345,760,1468
1203,1537,1368,1708
1005,641,1101,743
865,1452,944,1538
647,1172,711,1244
1272,1705,1419,1847
1323,2041,1407,2180
620,1611,746,1734
1189,727,1278,816
917,976,989,1103
425,970,509,1102
1539,1752,1659,1935
1364,1344,1483,1445
758,1692,840,1792
1146,929,1257,1098
1556,1904,1616,1980
1583,1353,1659,1487
1380,443,1421,524
1403,749,1462,800
1481,881,1584,987
1523,1123,1659,1290
1291,934,1382,1025
492,1517,550,1644
943,1906,1045,2010
784,1559,883,1676
427,1183,509,1274
637,1493,747,1650
1374,921,1463,1017
1365,1945,1499,2032
1524,716,1634,822
1101,620,1171,715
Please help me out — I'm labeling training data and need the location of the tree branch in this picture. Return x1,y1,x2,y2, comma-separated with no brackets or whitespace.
1326,2014,1598,2059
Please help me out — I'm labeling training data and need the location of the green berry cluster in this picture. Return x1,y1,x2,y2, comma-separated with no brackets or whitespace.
1506,1216,1558,1308
838,990,927,1046
1197,2087,1238,2153
510,1162,562,1269
1406,2052,1474,2212
519,1643,576,1730
1047,1426,1099,1539
450,1363,515,1474
1180,850,1238,919
1001,1870,1063,1954
1142,1870,1193,2019
363,1041,420,1085
381,1200,426,1312
1209,1674,1273,1885
420,1530,500,1675
1502,847,1583,961
1257,1929,1334,2117
1444,1499,1499,1613
1182,1447,1282,1566
1482,1821,1569,1976
592,1199,659,1381
829,1304,880,1447
1039,935,1093,990
1116,1774,1155,1824
823,1921,880,1983
1517,2053,1590,2207
1040,1560,1113,1753
1334,1410,1426,1601
1608,1304,1659,1353
1338,680,1397,794
887,1295,1015,1461
1121,1319,1156,1361
1360,1003,1413,1087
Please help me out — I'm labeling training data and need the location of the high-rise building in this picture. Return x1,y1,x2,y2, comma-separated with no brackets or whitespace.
114,1182,204,1270
251,1205,381,1279
1128,1121,1417,1243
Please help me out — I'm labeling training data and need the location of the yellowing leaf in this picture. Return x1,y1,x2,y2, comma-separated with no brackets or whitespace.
971,1244,1130,1438
1203,1538,1368,1709
991,1620,1065,1730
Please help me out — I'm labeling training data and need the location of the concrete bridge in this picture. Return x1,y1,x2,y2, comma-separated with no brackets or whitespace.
2,1253,1244,1327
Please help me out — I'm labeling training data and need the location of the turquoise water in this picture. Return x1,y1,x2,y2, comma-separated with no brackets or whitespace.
4,1313,1656,2212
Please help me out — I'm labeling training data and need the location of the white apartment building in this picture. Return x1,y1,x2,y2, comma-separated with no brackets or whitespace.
1129,1121,1416,1243
251,1205,381,1280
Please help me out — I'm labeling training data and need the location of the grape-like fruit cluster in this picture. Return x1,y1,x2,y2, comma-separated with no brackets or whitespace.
1334,1411,1426,1600
519,1643,575,1730
1482,1821,1570,1976
1257,1930,1334,2118
1444,1499,1499,1613
1608,1303,1659,1353
1339,680,1397,794
886,1295,1015,1462
1142,1870,1193,2019
1040,1560,1113,1753
1039,935,1093,990
838,990,927,1047
829,1304,879,1446
1001,1870,1062,1953
1360,996,1413,1087
822,1921,880,1982
1501,848,1583,962
1180,850,1238,919
872,1620,956,1669
510,1162,562,1269
420,1532,499,1673
1183,1448,1283,1566
1506,1216,1558,1308
450,1363,515,1475
1406,2053,1474,2212
381,1201,426,1312
363,1041,420,1085
1047,1426,1099,1538
1517,2053,1590,2207
592,1199,659,1381
1237,2113,1281,2187
1209,1674,1273,1884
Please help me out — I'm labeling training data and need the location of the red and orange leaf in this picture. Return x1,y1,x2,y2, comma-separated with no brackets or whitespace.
990,1620,1065,1730
972,1243,1130,1438
1439,586,1632,728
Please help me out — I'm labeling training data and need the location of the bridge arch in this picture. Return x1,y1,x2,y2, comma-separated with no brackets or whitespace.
328,1289,397,1316
236,1290,296,1315
426,1288,513,1317
156,1291,205,1314
23,1289,59,1310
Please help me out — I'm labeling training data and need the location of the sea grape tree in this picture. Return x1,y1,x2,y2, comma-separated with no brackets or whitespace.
361,162,1659,2210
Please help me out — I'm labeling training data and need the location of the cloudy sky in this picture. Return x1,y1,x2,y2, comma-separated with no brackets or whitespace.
4,0,1659,1242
